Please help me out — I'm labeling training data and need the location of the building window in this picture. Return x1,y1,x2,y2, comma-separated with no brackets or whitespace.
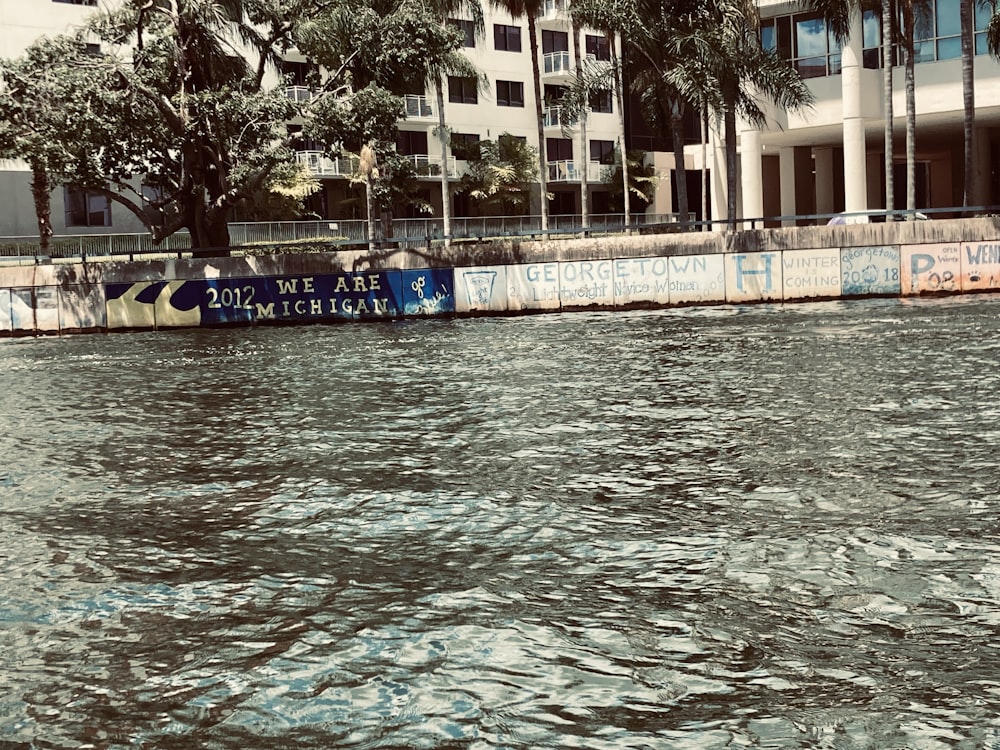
396,130,428,156
448,76,478,104
585,34,610,61
542,29,569,53
52,0,98,5
589,140,615,164
588,89,613,113
449,19,477,48
793,15,841,78
496,80,524,107
494,23,522,52
546,138,573,162
64,187,111,227
450,132,481,160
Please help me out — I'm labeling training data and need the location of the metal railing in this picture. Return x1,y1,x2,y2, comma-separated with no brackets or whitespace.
404,154,459,177
403,95,434,119
296,151,359,177
286,85,313,102
543,52,571,75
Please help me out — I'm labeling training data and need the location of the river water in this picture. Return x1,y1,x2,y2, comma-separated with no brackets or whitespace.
3,296,1000,749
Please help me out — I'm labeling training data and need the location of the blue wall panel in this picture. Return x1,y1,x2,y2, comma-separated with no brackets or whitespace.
402,269,455,316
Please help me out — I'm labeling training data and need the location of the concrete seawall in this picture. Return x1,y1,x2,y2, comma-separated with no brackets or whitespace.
3,217,1000,335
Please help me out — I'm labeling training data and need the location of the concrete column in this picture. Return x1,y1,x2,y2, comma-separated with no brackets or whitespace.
740,127,763,227
710,123,727,229
779,147,797,226
814,147,836,217
841,9,867,214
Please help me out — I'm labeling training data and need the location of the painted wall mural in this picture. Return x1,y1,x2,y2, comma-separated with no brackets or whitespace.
5,240,1000,335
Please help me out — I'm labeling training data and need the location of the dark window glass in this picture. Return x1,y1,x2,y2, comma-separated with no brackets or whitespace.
585,34,609,60
497,80,524,107
546,138,573,161
588,89,612,113
451,132,480,159
64,187,110,227
542,30,569,53
448,76,478,104
396,130,428,156
494,24,522,52
589,140,615,164
52,0,97,5
449,19,476,47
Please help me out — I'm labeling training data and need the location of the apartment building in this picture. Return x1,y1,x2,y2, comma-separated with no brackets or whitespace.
3,0,1000,239
288,1,628,223
726,0,1000,225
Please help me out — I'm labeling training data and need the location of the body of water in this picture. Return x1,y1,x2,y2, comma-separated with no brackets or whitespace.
3,297,1000,749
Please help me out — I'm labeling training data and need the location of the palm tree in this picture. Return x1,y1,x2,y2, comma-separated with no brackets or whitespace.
672,0,812,228
570,20,590,231
961,0,975,209
424,0,485,246
883,0,895,215
489,0,549,232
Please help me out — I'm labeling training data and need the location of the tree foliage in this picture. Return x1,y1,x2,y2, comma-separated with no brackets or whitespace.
458,133,539,214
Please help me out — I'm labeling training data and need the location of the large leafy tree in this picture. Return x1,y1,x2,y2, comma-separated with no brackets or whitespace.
0,37,116,252
69,0,314,248
457,132,539,214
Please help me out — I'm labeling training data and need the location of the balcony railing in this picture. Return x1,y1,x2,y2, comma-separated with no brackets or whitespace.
543,51,572,76
403,94,434,119
547,159,579,182
404,154,458,177
296,150,358,177
541,0,568,18
286,85,313,103
543,106,562,129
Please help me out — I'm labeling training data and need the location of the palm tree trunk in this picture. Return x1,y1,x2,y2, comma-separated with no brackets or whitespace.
702,104,710,230
961,0,976,209
723,80,739,230
527,15,549,232
669,99,689,226
903,2,916,216
30,164,53,255
435,78,452,246
883,0,894,214
611,43,631,231
571,22,589,233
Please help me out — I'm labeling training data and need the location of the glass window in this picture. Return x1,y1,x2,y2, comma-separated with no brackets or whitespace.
450,132,480,160
448,76,477,104
585,34,610,60
588,89,613,113
546,138,573,161
589,140,615,164
494,24,522,52
542,30,569,54
449,19,476,48
64,187,111,227
497,80,524,107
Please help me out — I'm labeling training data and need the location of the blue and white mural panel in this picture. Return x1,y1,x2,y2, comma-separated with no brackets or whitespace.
840,246,901,296
402,269,456,317
454,266,508,314
666,254,726,305
781,248,841,300
11,287,59,333
60,284,107,330
960,242,1000,292
725,253,782,303
559,260,615,308
611,258,670,306
508,262,561,311
901,243,961,296
0,289,10,333
107,281,160,329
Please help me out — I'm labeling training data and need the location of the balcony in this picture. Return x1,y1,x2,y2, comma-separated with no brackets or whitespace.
587,161,615,182
542,51,572,78
543,106,562,129
403,94,434,119
296,150,357,177
547,159,579,182
286,85,313,103
540,0,568,20
404,154,458,177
